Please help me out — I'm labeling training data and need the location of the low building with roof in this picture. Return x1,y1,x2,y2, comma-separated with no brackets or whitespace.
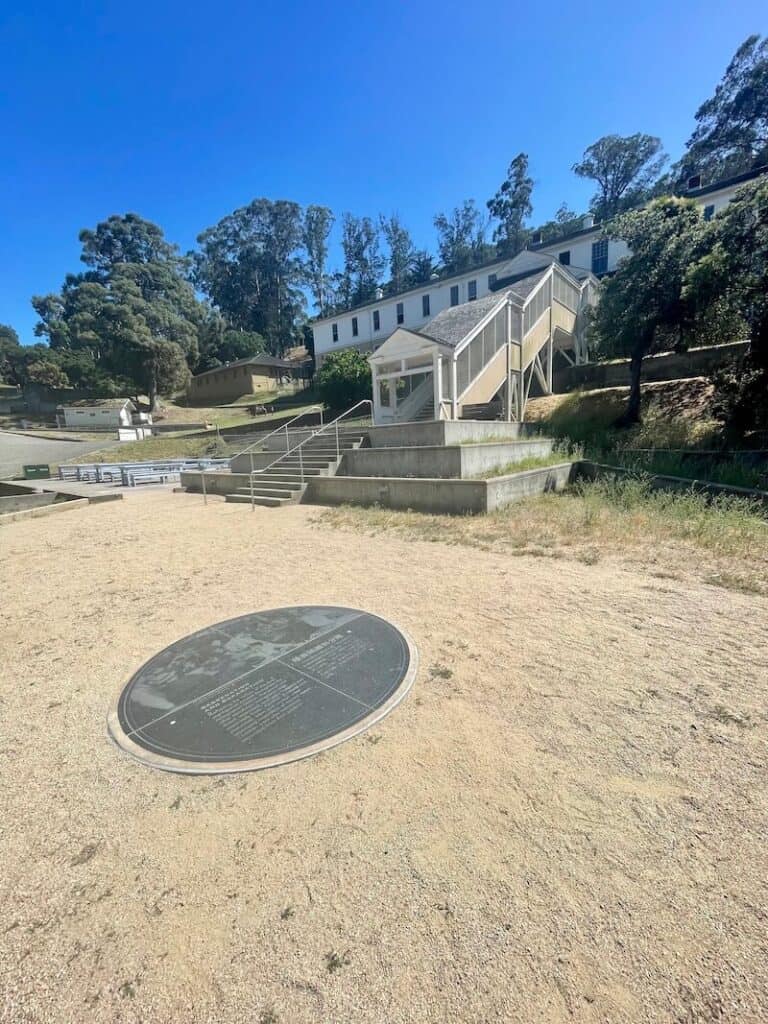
187,355,310,404
56,398,149,431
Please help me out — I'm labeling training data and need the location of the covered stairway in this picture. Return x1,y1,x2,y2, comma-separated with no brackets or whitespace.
369,255,597,425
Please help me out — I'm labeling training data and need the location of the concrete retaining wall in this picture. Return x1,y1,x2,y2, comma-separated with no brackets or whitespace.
180,470,251,495
486,462,575,510
367,420,525,449
0,492,59,514
0,496,89,524
304,462,575,515
339,439,554,479
554,341,748,393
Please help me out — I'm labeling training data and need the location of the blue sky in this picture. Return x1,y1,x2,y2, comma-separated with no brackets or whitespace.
1,1,764,343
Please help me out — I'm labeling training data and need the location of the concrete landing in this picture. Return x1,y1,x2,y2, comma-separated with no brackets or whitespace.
0,478,123,505
304,462,577,515
339,438,554,479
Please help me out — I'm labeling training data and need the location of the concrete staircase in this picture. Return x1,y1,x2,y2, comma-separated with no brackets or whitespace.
461,401,503,421
224,431,367,507
412,397,435,422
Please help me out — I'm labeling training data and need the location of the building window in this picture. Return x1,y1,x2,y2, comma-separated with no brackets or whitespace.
396,302,404,325
373,310,380,332
422,295,430,317
591,239,608,275
703,204,715,221
352,316,358,337
468,279,477,301
488,273,497,288
559,251,571,266
332,323,339,343
450,285,459,306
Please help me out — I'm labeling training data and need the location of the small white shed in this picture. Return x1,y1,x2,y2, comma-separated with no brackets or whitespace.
56,398,150,431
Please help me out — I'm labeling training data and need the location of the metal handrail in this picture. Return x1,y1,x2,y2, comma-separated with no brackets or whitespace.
233,404,325,459
248,399,373,510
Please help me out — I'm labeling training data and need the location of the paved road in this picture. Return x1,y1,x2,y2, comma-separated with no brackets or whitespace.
0,431,120,479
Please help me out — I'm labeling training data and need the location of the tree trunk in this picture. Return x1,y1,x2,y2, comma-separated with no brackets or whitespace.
617,348,644,426
148,371,157,413
753,314,768,370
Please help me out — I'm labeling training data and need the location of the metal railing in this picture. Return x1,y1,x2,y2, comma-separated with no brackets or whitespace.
247,399,373,510
233,404,325,460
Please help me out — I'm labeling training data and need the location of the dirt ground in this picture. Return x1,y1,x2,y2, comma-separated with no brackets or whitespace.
1,491,767,1024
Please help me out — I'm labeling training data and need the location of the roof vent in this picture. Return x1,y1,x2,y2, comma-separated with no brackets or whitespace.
687,174,702,190
531,231,542,245
374,287,384,300
582,214,595,229
430,272,440,280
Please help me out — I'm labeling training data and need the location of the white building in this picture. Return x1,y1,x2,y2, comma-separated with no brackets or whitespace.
57,398,151,431
530,166,768,277
368,254,598,425
312,165,768,370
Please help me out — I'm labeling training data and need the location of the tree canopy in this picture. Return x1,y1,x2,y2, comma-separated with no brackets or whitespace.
433,200,491,276
676,35,768,184
591,197,708,423
487,153,533,257
380,214,416,295
685,178,768,433
33,213,205,408
302,205,334,318
192,199,306,356
573,134,667,221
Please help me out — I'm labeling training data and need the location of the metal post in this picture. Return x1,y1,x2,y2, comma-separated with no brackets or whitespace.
201,470,207,506
299,442,304,485
335,419,339,460
284,424,289,451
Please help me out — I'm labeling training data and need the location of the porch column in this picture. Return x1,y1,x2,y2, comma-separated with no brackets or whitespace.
433,351,442,421
371,365,381,424
450,356,458,421
505,302,512,421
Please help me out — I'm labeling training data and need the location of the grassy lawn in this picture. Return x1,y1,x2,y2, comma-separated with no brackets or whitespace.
68,433,231,464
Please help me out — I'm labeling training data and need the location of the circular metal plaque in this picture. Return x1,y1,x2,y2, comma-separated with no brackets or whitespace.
108,606,416,774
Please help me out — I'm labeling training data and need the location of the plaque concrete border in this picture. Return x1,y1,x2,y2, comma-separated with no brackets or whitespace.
107,606,418,775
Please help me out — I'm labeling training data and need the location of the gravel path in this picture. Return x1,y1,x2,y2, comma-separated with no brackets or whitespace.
1,491,767,1023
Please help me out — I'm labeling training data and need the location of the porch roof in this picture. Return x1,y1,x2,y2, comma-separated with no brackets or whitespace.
368,327,450,365
419,290,513,350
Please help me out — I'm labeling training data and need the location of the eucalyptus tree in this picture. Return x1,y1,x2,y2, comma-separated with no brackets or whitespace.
676,35,768,184
573,134,667,221
487,152,533,256
193,198,306,354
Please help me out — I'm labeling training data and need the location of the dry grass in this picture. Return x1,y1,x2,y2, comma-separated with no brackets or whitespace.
478,444,583,478
526,378,720,450
317,477,768,594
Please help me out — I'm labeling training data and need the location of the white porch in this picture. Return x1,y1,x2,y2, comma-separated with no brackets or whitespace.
369,329,449,426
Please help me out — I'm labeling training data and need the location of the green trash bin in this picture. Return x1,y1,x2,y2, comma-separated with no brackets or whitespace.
23,464,51,480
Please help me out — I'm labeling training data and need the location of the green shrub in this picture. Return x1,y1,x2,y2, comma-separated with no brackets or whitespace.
317,349,372,410
710,352,768,438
